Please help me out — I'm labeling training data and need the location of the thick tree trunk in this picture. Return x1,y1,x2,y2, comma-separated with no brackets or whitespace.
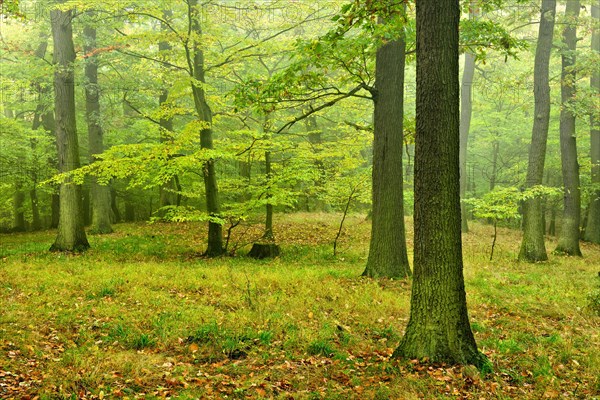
518,0,556,262
459,4,478,233
49,8,90,252
84,23,113,234
394,0,483,366
556,1,582,255
585,3,600,243
362,15,411,279
189,0,223,257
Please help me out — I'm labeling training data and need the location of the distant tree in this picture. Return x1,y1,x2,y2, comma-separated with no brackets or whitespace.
459,1,479,234
49,7,90,252
585,3,600,244
555,0,582,256
84,20,113,234
394,0,484,366
519,0,556,262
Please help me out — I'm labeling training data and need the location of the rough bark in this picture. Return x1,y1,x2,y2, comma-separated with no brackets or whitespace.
394,0,483,367
585,3,600,243
518,0,556,262
459,3,478,233
189,0,224,257
556,1,582,255
362,16,411,279
50,8,90,252
84,23,113,234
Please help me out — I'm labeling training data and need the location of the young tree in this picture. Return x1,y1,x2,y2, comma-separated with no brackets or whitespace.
50,7,90,251
84,21,113,234
518,0,556,262
585,3,600,244
394,0,484,366
555,1,581,256
188,0,223,256
363,12,411,279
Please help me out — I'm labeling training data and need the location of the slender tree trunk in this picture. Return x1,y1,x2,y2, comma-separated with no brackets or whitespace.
362,14,411,279
189,0,223,257
12,182,26,232
158,10,180,213
305,113,326,211
585,3,600,243
556,1,582,255
518,0,556,262
394,0,483,366
264,150,274,240
460,3,478,233
110,188,121,223
84,23,113,234
489,140,499,191
49,7,90,252
29,36,49,232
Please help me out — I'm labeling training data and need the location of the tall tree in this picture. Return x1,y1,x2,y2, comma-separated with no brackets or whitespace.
362,12,411,279
158,10,180,212
49,7,90,251
459,2,479,233
585,2,600,244
188,0,223,256
394,0,483,366
518,0,556,262
84,21,113,234
555,0,582,255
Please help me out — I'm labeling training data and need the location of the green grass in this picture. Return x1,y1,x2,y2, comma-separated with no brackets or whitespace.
0,214,599,399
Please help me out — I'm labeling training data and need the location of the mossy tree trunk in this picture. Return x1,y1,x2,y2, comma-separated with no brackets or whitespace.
189,0,224,257
556,1,582,256
518,0,556,262
394,0,483,367
50,7,90,252
362,13,410,279
84,23,113,234
585,3,600,244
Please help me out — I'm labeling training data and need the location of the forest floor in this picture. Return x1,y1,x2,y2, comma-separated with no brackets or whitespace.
0,213,599,399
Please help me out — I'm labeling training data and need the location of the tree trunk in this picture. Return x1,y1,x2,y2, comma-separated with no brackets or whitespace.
84,23,113,234
264,150,274,240
49,7,90,252
459,3,478,233
556,1,582,255
30,188,41,231
394,0,483,367
584,3,600,243
111,188,121,223
189,0,223,257
29,35,49,232
362,14,411,279
12,182,26,232
518,0,556,262
158,10,180,213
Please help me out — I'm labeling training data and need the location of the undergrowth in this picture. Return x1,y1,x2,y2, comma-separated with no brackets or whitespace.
0,214,598,399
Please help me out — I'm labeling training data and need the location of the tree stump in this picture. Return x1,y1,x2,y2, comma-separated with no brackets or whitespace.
248,242,280,259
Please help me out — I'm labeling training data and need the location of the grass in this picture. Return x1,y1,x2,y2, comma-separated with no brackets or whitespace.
0,213,598,399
